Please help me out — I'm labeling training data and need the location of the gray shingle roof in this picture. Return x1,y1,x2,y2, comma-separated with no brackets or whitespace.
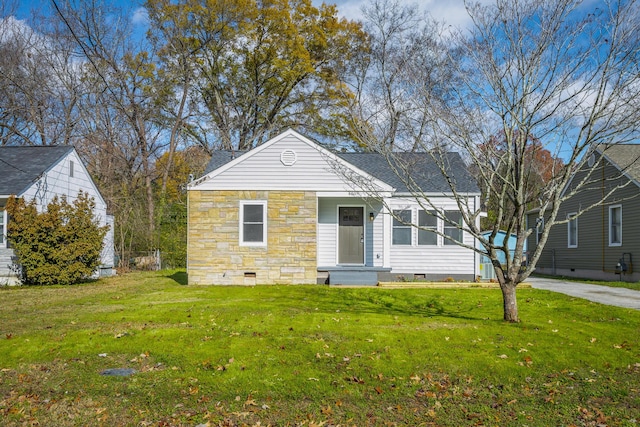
0,146,74,196
203,148,479,194
204,150,246,175
336,151,479,193
599,144,640,183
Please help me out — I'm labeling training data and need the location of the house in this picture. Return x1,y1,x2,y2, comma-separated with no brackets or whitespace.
527,144,640,281
479,230,527,280
0,146,114,284
187,129,481,285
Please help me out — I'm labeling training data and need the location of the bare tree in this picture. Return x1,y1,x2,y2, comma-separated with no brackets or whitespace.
52,0,167,249
0,12,83,146
349,0,457,152
145,3,199,197
350,0,640,322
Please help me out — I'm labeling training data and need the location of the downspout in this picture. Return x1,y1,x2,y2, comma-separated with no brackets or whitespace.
601,159,606,273
186,183,190,276
474,195,479,280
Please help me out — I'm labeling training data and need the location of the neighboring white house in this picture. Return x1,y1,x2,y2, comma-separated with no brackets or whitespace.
187,129,482,285
0,146,114,284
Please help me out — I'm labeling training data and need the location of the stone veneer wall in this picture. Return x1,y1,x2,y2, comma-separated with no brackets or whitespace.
188,190,317,285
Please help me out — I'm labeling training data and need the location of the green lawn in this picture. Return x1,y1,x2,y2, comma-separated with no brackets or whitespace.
1,270,639,426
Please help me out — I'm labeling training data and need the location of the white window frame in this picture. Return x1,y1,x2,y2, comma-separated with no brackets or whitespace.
392,209,412,246
239,200,267,247
418,210,438,246
69,160,74,178
609,204,622,247
567,213,577,248
443,211,463,245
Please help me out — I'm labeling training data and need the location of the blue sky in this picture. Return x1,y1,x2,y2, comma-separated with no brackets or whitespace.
12,0,483,28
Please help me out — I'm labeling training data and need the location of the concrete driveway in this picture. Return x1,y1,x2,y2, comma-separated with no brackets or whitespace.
526,276,640,310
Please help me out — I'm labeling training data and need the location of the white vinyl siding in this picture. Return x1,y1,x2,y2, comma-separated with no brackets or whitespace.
240,201,267,246
20,151,106,212
194,133,390,193
388,198,476,276
567,213,577,248
0,209,4,247
392,210,412,245
609,205,622,246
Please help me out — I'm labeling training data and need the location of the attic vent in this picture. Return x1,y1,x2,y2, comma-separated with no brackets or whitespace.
280,149,297,166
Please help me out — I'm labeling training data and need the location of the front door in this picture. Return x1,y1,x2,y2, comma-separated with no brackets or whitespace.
338,207,364,264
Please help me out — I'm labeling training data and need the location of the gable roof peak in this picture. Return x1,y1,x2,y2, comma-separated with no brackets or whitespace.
0,145,75,196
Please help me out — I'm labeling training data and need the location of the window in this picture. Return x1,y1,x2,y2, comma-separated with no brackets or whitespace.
392,210,412,245
69,160,74,178
240,201,267,246
0,209,4,246
418,210,437,245
567,213,577,248
443,211,463,245
609,205,622,246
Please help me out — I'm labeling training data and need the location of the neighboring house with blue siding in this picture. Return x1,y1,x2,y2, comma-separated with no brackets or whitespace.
527,144,640,281
479,231,526,280
187,129,481,285
0,146,114,284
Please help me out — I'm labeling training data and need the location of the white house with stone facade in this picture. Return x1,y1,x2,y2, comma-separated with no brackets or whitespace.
187,129,481,285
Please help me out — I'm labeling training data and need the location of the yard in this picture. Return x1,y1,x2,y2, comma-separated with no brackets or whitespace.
0,271,639,426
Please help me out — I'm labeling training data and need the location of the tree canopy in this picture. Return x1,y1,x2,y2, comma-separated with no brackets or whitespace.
146,0,367,151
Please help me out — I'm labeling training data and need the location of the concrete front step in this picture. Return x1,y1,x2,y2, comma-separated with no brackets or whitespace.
329,270,379,286
319,266,392,286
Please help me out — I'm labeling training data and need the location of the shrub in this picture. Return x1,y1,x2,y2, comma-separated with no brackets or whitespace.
6,192,108,285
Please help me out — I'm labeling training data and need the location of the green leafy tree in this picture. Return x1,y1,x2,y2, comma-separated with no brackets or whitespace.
6,192,108,285
145,0,367,150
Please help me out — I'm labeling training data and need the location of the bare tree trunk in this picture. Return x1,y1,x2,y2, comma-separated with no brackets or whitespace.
161,78,189,196
139,135,155,239
499,282,519,323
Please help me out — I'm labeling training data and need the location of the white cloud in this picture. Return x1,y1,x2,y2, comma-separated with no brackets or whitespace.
313,0,492,28
131,6,149,26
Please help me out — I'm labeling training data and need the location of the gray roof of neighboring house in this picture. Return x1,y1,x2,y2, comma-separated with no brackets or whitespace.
599,144,640,183
204,148,479,194
0,146,74,196
205,150,247,175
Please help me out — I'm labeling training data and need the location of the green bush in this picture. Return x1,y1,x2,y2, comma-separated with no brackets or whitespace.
6,192,108,285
